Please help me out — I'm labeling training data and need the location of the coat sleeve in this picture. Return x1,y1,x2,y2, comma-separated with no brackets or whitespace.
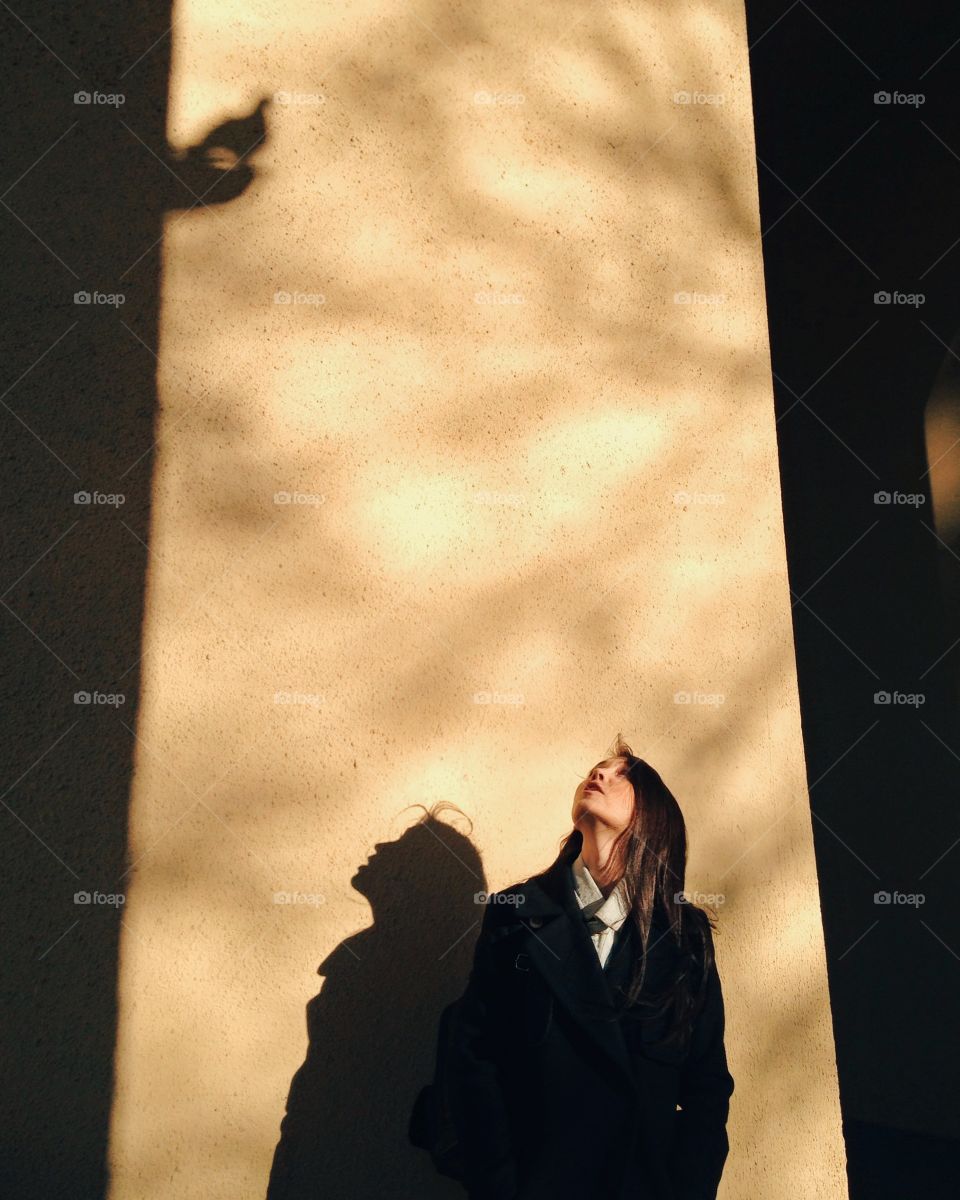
667,928,735,1200
444,899,520,1200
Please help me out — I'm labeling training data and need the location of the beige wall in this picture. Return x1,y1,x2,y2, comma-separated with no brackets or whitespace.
107,1,845,1196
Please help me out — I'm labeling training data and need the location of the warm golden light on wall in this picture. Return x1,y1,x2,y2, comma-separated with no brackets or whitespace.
107,2,845,1197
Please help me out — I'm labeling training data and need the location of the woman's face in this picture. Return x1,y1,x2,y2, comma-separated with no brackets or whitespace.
572,755,636,834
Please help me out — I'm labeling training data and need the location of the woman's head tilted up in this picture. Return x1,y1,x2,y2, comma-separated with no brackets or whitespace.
553,733,719,1047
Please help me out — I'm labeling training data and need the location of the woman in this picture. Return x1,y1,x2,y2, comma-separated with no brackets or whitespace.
442,736,734,1200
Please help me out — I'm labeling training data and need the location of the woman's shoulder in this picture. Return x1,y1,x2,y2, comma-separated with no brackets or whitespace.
476,873,558,943
476,884,530,928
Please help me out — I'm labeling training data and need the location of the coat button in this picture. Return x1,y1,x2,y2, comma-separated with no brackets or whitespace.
528,916,543,929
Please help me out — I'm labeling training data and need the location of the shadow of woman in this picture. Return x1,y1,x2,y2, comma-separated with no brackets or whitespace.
265,803,485,1199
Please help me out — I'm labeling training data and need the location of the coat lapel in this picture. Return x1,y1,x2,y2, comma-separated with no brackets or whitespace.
509,837,640,1098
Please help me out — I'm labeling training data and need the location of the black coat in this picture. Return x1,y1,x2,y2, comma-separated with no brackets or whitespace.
443,836,734,1200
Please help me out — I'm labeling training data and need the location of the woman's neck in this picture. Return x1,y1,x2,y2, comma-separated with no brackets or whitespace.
578,824,624,896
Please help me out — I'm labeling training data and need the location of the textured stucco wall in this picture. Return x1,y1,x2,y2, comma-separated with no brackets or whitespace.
106,2,845,1197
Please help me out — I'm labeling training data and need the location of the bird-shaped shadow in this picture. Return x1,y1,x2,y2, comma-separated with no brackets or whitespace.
165,96,270,209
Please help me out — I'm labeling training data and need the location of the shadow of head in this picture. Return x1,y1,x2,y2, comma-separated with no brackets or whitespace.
266,803,485,1200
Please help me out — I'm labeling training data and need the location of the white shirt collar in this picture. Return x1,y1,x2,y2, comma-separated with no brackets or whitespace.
570,852,630,931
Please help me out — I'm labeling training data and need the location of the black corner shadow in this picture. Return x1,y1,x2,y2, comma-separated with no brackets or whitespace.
2,5,268,1195
265,811,482,1200
743,2,960,1192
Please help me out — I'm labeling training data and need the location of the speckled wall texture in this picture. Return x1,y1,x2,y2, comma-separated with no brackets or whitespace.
106,2,845,1198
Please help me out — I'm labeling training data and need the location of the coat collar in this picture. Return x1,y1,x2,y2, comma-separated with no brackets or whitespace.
502,830,643,1097
570,851,631,932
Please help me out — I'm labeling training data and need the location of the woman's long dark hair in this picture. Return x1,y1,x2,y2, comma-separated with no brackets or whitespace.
545,734,717,1051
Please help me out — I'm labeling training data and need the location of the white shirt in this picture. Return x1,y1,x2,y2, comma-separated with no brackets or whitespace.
570,852,631,968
